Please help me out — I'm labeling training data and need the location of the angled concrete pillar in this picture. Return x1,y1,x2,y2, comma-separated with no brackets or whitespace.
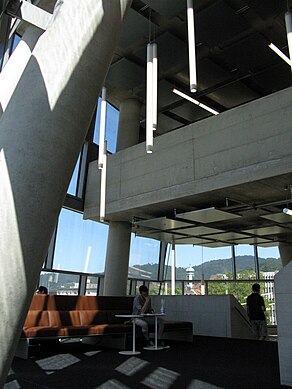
116,98,141,151
103,99,140,295
0,0,132,386
0,25,43,116
103,221,132,295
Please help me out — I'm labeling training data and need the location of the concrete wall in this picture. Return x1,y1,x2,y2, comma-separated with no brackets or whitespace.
150,295,253,339
275,261,292,387
84,86,292,219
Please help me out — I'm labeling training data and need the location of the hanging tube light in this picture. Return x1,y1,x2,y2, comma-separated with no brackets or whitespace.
171,240,176,295
98,87,107,169
99,140,107,222
146,43,157,153
285,11,292,72
187,0,197,93
152,43,158,131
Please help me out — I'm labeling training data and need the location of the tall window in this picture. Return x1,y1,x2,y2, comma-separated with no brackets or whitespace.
129,235,160,280
53,208,108,273
258,246,281,276
169,244,232,280
235,244,256,279
67,153,81,196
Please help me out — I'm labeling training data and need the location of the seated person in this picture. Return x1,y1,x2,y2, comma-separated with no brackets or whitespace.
35,286,48,294
132,285,165,347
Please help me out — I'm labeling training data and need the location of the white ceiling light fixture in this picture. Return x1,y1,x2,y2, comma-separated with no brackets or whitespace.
285,11,292,72
99,140,107,222
187,0,197,93
268,43,291,65
283,208,292,216
146,42,158,153
98,86,107,169
173,88,219,115
152,42,158,132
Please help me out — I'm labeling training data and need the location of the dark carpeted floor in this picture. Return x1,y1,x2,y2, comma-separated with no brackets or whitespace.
5,336,290,389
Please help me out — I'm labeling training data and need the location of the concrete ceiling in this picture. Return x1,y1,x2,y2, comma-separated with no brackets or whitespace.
105,0,291,142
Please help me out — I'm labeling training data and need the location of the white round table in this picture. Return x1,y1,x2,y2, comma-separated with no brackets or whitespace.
141,313,167,351
115,314,142,355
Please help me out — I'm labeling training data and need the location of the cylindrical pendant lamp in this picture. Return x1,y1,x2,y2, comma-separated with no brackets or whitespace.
99,140,107,221
171,240,176,295
98,87,107,169
187,0,197,93
146,43,153,153
152,43,158,131
285,12,292,73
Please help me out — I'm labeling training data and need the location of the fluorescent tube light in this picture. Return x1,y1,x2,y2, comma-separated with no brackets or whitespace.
146,42,158,153
283,208,292,216
98,87,107,169
173,88,219,115
187,0,197,93
152,43,158,131
100,140,107,222
268,43,291,65
285,12,292,72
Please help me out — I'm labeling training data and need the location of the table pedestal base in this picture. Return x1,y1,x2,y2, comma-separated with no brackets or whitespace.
119,350,141,355
143,346,164,351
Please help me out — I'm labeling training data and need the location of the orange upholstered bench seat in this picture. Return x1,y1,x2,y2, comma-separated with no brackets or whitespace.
17,295,193,359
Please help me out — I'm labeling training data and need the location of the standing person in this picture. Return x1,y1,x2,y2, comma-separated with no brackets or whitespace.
246,283,267,340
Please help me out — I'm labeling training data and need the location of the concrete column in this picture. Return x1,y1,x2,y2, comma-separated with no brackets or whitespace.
103,99,141,296
116,98,141,151
0,0,132,386
279,243,292,267
103,221,132,295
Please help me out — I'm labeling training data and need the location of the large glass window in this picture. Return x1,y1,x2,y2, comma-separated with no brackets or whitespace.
12,33,21,52
235,244,256,279
67,154,81,196
163,244,232,295
53,208,108,273
93,99,119,153
85,276,99,295
129,235,160,279
169,244,232,280
258,246,281,277
39,271,80,295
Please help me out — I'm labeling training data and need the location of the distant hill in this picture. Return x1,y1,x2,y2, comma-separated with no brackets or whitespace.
132,255,282,280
